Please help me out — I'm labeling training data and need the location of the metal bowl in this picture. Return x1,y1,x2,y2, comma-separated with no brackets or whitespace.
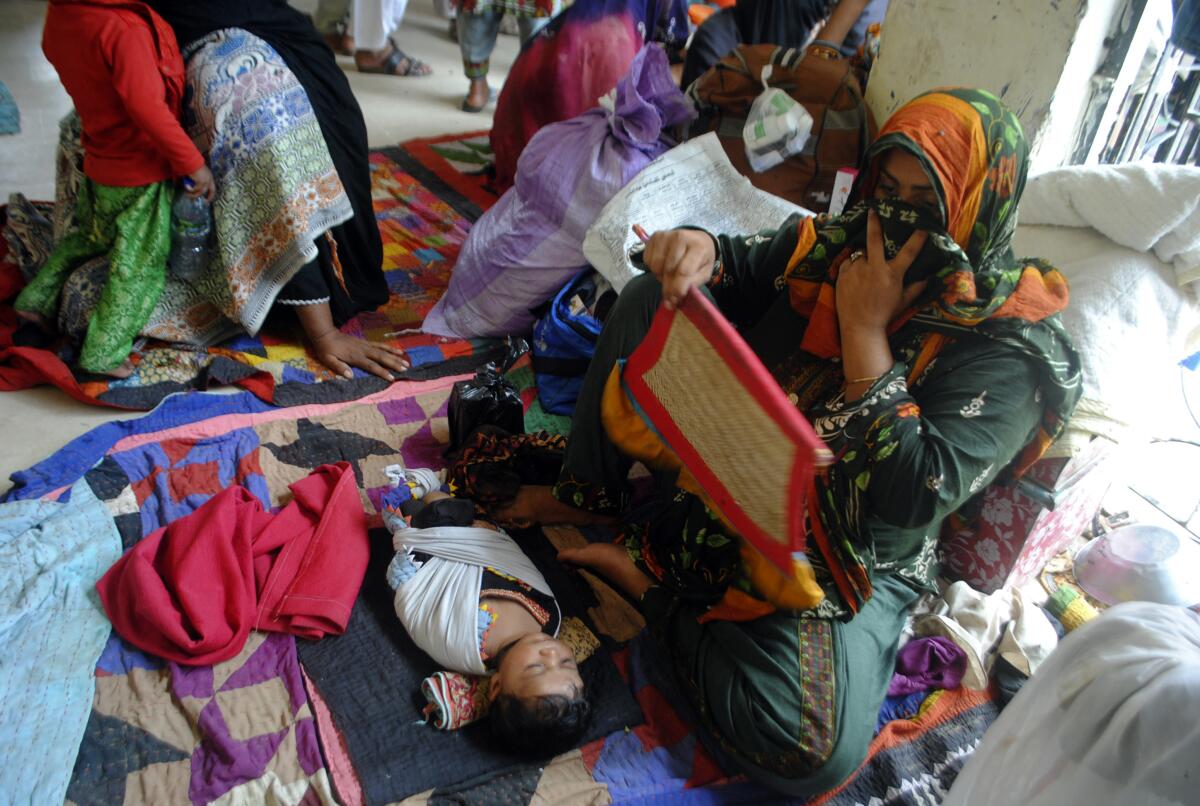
1073,524,1200,607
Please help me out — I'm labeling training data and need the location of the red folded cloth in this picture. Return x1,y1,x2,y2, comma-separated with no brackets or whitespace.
97,462,369,665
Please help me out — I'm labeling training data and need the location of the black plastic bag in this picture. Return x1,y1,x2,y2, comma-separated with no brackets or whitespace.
446,338,529,450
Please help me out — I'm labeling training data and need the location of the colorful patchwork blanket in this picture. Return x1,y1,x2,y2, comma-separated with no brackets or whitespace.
6,376,999,804
3,126,999,804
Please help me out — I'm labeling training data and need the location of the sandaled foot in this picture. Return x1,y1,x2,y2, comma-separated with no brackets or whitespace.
356,42,432,76
324,31,355,56
558,543,654,599
15,309,56,333
311,329,409,381
461,79,496,113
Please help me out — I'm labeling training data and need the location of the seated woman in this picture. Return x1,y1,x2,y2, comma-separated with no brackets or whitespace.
138,0,407,381
383,483,590,756
487,0,691,190
498,89,1082,795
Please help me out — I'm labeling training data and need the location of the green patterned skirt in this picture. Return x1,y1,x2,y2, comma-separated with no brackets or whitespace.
14,178,172,373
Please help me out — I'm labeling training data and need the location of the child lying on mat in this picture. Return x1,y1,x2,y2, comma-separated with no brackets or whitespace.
382,471,589,757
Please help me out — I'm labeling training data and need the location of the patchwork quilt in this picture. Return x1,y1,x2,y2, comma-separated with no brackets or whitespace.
5,378,998,805
3,129,999,805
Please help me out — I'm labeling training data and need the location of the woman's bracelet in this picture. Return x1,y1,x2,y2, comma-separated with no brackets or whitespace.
807,40,845,60
844,374,881,386
703,231,725,287
707,257,725,287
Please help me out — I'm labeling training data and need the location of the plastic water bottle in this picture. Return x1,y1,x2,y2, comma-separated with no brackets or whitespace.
168,179,212,281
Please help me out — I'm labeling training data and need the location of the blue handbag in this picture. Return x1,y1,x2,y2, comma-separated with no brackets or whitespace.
531,270,615,415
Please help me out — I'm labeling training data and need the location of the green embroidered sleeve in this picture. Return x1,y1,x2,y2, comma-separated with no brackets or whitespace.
810,336,1044,544
703,213,809,331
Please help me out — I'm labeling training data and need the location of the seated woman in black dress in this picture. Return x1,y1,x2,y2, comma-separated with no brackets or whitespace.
143,0,407,381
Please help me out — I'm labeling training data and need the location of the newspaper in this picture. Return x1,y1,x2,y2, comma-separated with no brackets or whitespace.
582,133,812,291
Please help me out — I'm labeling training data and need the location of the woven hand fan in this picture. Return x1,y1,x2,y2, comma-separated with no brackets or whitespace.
623,289,831,573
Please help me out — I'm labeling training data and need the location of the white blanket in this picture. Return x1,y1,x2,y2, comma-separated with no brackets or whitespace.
1013,163,1200,452
945,603,1200,806
1019,162,1200,290
389,526,559,676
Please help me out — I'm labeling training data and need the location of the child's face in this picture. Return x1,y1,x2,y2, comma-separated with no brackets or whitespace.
491,633,582,701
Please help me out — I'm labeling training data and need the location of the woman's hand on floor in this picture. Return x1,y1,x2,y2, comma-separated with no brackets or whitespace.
558,543,654,600
311,329,409,381
642,229,717,310
294,302,408,381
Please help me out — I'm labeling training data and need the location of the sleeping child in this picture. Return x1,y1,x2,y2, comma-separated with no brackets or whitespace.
382,470,590,757
15,0,214,377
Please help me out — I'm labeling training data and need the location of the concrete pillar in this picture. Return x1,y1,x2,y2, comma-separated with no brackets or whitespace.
864,0,1126,173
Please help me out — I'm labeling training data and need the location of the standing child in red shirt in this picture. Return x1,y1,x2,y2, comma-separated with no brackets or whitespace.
15,0,214,377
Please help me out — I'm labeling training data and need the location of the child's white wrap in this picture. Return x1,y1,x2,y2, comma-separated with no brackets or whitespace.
388,525,560,676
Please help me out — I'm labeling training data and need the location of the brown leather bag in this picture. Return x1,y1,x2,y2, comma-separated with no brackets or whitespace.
686,44,876,211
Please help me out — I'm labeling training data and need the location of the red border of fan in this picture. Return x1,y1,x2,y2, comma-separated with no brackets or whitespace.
623,289,827,573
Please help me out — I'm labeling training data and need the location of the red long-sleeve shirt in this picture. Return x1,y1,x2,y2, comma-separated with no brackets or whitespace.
42,0,204,187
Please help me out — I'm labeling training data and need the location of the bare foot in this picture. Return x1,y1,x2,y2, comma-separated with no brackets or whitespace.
494,485,618,527
311,329,409,381
97,357,135,379
558,543,654,599
16,309,55,333
461,78,492,113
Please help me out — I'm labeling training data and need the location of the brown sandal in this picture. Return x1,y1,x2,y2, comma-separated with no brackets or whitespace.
324,31,354,56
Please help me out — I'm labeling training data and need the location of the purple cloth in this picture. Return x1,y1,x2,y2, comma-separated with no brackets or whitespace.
887,636,968,697
422,44,694,338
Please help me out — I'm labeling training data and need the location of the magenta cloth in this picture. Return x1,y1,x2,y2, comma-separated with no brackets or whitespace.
489,0,690,190
887,636,969,696
97,462,370,666
422,43,694,339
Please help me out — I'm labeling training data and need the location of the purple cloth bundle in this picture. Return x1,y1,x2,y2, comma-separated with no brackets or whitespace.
422,44,694,338
887,636,969,696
